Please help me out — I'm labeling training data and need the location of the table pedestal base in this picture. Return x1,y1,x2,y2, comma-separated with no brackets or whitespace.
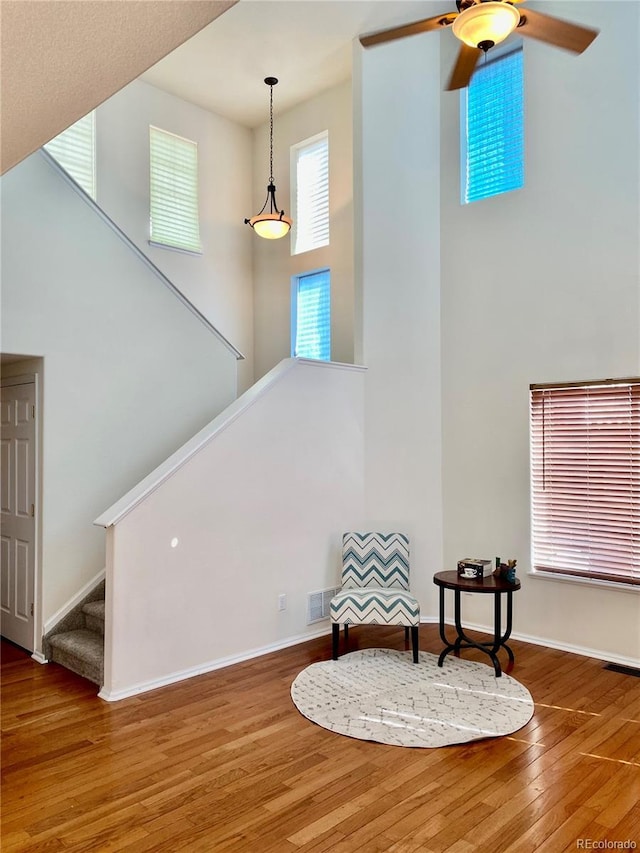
437,585,515,677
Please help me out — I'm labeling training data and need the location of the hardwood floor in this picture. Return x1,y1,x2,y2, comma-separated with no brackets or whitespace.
2,626,639,853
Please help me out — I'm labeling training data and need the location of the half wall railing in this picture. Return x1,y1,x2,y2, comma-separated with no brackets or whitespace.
40,148,244,361
94,358,367,701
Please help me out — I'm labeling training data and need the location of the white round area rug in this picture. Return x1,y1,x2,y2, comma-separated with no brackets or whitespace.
291,648,534,748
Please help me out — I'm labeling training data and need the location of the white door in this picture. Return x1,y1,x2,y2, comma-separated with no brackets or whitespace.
0,380,36,651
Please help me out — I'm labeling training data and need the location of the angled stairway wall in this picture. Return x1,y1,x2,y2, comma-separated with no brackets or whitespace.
95,358,366,701
1,150,242,651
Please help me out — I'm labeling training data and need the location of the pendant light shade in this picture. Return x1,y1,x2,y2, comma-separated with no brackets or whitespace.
245,77,292,240
246,185,292,239
452,1,520,52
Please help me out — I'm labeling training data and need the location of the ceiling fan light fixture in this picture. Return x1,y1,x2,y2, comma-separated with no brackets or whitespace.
245,77,292,240
452,2,520,50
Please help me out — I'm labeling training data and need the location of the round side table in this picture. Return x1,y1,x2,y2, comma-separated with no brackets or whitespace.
433,570,521,677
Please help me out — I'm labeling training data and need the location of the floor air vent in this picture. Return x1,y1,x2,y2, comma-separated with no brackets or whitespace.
307,587,340,624
604,662,640,677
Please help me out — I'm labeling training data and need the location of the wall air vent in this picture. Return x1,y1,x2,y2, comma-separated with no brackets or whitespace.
307,587,340,624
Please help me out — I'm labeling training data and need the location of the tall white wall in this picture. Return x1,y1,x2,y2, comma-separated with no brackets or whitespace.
101,359,365,700
438,1,639,661
0,152,238,635
97,80,255,391
252,81,354,380
355,34,444,613
356,2,639,663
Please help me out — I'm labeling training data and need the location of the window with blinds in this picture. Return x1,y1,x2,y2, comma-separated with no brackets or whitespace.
291,132,329,255
530,379,640,587
44,112,96,199
149,126,201,253
292,269,330,361
461,46,524,204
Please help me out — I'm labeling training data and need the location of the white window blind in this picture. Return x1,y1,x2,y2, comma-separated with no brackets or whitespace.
462,47,524,204
149,126,201,253
530,380,640,587
292,132,329,255
292,270,331,361
44,112,96,199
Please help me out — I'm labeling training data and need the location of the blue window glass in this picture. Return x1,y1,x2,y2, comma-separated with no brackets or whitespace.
462,46,524,203
292,269,331,361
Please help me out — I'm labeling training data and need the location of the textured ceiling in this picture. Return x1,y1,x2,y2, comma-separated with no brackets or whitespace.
0,0,237,174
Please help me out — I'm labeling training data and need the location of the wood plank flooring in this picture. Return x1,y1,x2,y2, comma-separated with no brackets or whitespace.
2,625,639,852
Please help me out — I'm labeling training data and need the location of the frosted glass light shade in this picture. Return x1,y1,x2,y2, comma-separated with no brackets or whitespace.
452,2,520,49
249,213,293,239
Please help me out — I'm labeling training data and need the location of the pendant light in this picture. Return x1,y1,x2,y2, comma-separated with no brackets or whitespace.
452,1,520,53
245,77,292,240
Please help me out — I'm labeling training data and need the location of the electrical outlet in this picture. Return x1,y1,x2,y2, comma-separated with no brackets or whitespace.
278,593,287,611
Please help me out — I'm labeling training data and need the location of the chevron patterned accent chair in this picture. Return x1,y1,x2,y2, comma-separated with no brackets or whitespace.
330,532,420,663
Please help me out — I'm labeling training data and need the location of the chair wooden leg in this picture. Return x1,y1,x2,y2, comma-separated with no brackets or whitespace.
344,623,349,648
332,624,340,660
412,625,419,663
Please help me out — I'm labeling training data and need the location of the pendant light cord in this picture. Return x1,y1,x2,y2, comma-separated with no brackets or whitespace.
269,82,274,184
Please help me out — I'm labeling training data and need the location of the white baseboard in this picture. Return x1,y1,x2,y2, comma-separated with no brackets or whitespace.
98,624,332,702
44,568,106,634
98,617,638,703
425,616,640,669
31,650,48,664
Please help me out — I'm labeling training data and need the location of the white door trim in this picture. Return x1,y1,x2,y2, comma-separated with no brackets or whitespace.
1,371,41,655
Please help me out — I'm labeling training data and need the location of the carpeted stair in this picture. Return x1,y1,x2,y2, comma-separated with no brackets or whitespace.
44,582,105,687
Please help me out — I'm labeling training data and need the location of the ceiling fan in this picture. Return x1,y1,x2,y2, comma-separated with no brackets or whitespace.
359,0,599,91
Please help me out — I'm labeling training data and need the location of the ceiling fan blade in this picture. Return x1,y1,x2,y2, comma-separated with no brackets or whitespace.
517,8,598,54
360,13,455,48
446,43,482,91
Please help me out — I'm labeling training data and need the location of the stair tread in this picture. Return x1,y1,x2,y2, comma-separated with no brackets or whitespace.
82,600,105,619
49,628,103,657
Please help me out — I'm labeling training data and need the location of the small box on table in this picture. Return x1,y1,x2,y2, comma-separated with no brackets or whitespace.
457,558,493,579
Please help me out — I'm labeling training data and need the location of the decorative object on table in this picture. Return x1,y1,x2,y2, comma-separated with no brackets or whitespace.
291,648,534,748
330,532,420,663
495,557,518,584
457,558,493,579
